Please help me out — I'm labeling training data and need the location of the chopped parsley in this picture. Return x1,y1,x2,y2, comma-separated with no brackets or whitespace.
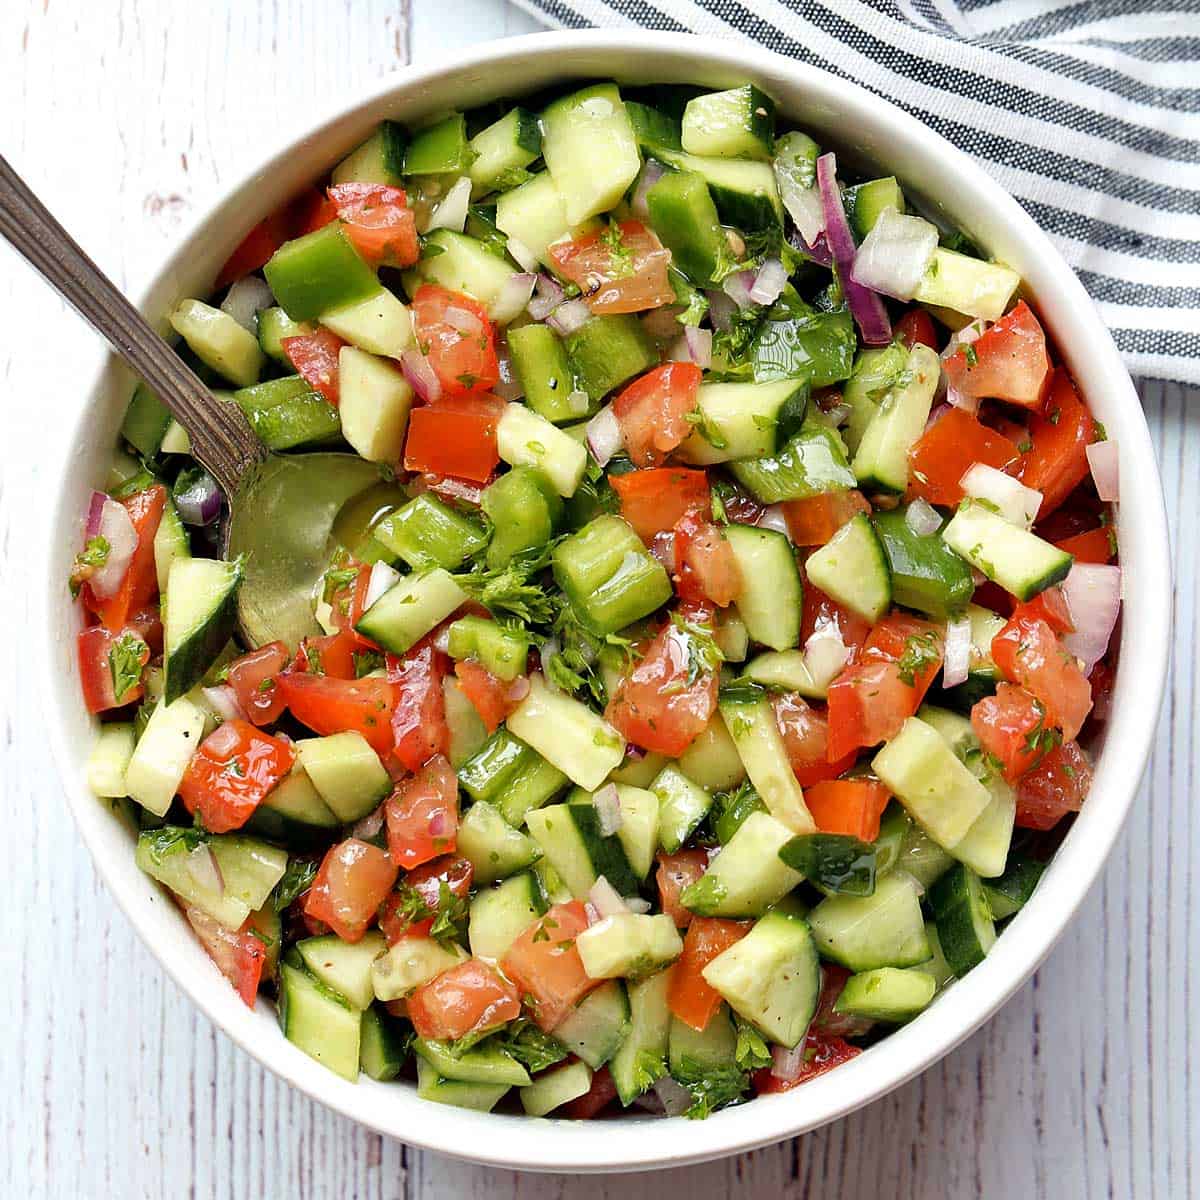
895,631,941,688
963,343,978,367
69,535,111,598
734,1017,773,1073
671,1056,750,1119
108,631,148,703
600,221,636,278
499,1020,569,1074
456,543,558,625
272,858,319,911
353,650,385,678
684,405,728,450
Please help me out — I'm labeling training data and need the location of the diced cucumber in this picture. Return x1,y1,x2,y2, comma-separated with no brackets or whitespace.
841,342,909,454
371,936,466,1003
568,784,660,880
912,249,1019,323
541,83,641,224
526,799,639,899
669,1004,738,1078
681,85,774,161
564,314,657,404
320,287,414,357
374,494,487,571
834,966,936,1022
941,501,1073,601
676,379,809,466
577,913,683,981
730,423,856,505
655,149,783,232
740,650,824,700
804,513,891,624
554,980,631,1068
457,727,569,825
719,690,814,833
335,346,414,463
120,382,171,458
415,1055,510,1112
457,800,543,884
872,506,973,619
257,307,314,364
495,171,576,266
952,776,1016,880
609,751,670,790
918,921,956,990
702,910,819,1047
610,968,672,1105
447,615,530,682
496,402,588,497
651,764,714,854
723,524,802,651
159,419,191,455
279,962,361,1080
851,343,939,494
87,721,136,799
331,121,407,186
169,299,265,387
253,765,340,836
506,324,586,424
715,611,749,664
125,696,207,817
296,931,386,1010
468,870,548,960
443,677,489,769
680,811,802,918
295,731,390,823
414,1038,531,1087
469,106,542,195
360,1005,410,1080
678,717,746,792
750,307,857,391
408,230,527,323
233,375,340,451
808,871,930,970
627,101,682,151
264,223,379,323
520,1060,593,1117
163,556,242,704
844,177,905,238
983,854,1046,921
481,465,563,568
645,168,730,284
354,568,467,655
405,113,473,175
153,497,191,595
929,862,996,975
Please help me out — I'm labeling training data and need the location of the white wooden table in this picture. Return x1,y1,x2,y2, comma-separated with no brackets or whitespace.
1,3,1196,1196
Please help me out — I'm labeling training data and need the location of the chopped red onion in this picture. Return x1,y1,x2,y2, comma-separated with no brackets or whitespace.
758,505,791,537
586,404,623,467
771,1042,807,1082
592,783,622,836
584,901,601,926
426,176,471,233
493,345,524,401
750,257,788,306
791,230,833,268
683,326,712,368
220,275,274,333
631,160,666,219
946,384,980,413
816,154,892,346
186,843,224,897
364,561,401,610
623,743,645,762
804,627,850,690
201,684,245,724
776,170,826,246
491,274,537,326
174,467,223,526
904,497,943,537
960,462,1041,529
85,489,106,538
547,298,591,336
721,270,758,311
706,289,737,332
429,809,453,839
351,804,386,841
654,1076,694,1117
942,616,972,688
87,496,138,598
641,305,684,340
1061,563,1122,672
851,207,939,301
506,235,540,274
588,875,628,917
505,676,531,704
941,319,987,360
527,274,565,322
1086,440,1119,502
401,349,441,403
632,1090,667,1115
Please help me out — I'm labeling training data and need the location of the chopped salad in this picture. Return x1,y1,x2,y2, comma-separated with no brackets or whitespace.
75,80,1121,1120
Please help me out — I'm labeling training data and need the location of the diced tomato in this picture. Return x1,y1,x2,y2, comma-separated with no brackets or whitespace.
668,918,751,1032
227,640,290,724
215,210,290,290
378,855,474,943
907,408,1020,508
783,489,871,546
179,719,295,834
77,624,149,712
992,615,1092,740
1011,369,1097,517
1055,526,1115,565
1011,585,1074,635
126,604,164,654
408,958,521,1042
753,1033,862,1093
808,963,874,1039
304,837,398,942
865,614,945,706
894,308,939,350
606,606,720,756
387,640,449,769
328,183,419,268
548,220,674,315
804,779,892,842
500,901,599,1031
771,693,856,787
184,906,266,1008
282,327,345,406
410,285,499,397
609,467,709,543
328,562,380,651
612,362,703,468
563,1065,620,1119
455,659,519,733
289,187,339,235
87,485,167,632
942,302,1050,409
970,682,1050,782
386,755,459,870
800,584,872,661
673,510,742,607
1088,658,1115,725
403,394,504,482
278,673,396,755
293,629,359,680
1016,739,1092,830
656,849,710,929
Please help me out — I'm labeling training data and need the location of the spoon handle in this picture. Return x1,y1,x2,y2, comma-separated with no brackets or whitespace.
0,152,266,496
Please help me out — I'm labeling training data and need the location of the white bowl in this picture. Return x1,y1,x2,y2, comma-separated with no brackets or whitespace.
41,29,1171,1174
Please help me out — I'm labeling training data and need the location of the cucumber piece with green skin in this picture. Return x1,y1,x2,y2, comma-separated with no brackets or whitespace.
359,1005,410,1081
808,871,930,971
652,764,714,854
932,603,1007,713
446,615,530,682
834,966,935,1022
169,299,265,387
719,689,815,833
495,171,578,266
506,324,588,424
912,248,1020,323
804,513,891,624
373,494,487,571
564,314,657,405
677,717,746,792
680,811,803,918
655,149,783,233
871,803,909,876
320,287,415,357
279,962,361,1081
496,402,589,497
251,765,340,837
552,515,672,636
162,555,242,704
336,346,414,464
86,722,136,799
295,732,391,823
715,611,749,663
233,376,341,451
918,921,956,989
457,799,543,884
481,465,563,568
843,177,905,238
669,1004,738,1078
779,834,876,896
296,931,386,1010
443,677,488,769
681,84,775,161
414,1038,531,1087
712,784,766,845
125,697,208,816
554,980,631,1068
563,784,660,879
264,223,380,322
983,854,1046,920
609,751,669,789
159,419,192,455
153,496,190,594
526,799,640,899
121,382,172,458
354,568,467,655
257,307,314,364
675,379,809,466
702,909,820,1047
457,727,570,824
893,815,956,889
468,870,549,960
626,104,682,151
541,83,641,224
929,862,996,975
404,113,474,175
722,524,803,652
841,341,909,454
406,230,526,323
645,168,730,284
331,121,407,186
730,421,856,504
520,1060,593,1117
941,501,1074,601
468,107,542,196
740,650,824,700
415,1055,510,1112
371,937,466,1003
750,307,857,391
872,506,974,620
852,342,940,494
610,968,672,1105
578,913,683,981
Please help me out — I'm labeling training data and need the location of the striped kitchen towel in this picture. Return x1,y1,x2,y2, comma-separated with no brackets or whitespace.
511,0,1200,384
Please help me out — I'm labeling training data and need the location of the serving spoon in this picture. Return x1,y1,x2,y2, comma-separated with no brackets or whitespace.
0,153,389,650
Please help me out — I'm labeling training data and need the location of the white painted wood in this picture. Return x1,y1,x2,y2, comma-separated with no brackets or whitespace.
0,3,1194,1197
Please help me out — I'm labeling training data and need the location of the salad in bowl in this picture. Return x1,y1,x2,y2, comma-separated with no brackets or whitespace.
71,76,1123,1123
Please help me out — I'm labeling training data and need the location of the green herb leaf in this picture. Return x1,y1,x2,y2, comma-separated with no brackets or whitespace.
272,858,318,912
68,535,111,597
108,630,149,703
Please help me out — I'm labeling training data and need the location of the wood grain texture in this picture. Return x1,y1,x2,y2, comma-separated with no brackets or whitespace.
0,3,1195,1197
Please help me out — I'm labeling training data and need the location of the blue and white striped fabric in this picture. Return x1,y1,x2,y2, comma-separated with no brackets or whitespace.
511,0,1200,384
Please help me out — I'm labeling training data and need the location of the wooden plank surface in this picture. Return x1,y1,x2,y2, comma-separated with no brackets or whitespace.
0,3,1195,1196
